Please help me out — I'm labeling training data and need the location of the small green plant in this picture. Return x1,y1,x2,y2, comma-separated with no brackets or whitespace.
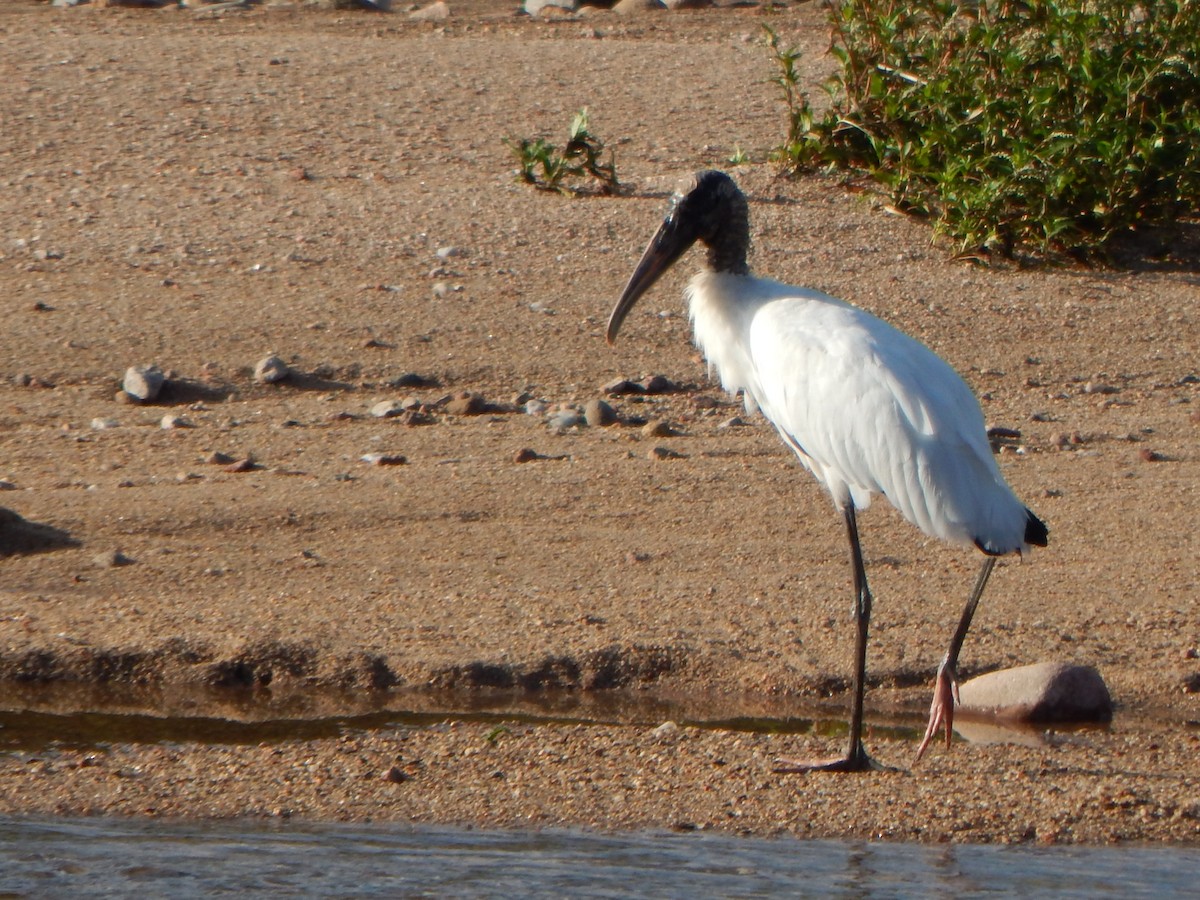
768,1,1200,262
728,144,750,166
484,726,511,746
508,109,619,195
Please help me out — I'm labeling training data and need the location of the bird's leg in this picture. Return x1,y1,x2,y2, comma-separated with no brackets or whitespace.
776,505,883,773
914,555,997,762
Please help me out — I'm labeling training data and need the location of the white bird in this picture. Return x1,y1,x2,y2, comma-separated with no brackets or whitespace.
606,170,1047,771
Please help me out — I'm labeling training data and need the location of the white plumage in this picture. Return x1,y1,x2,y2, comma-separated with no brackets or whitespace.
687,269,1033,555
607,171,1046,771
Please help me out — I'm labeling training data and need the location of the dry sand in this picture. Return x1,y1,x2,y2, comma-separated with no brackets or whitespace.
0,0,1197,843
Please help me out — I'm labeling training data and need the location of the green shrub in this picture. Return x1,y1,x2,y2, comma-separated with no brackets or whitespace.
507,109,619,195
770,1,1200,261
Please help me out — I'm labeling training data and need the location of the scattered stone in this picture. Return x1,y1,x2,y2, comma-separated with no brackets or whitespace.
986,426,1022,441
361,453,407,466
93,549,133,569
205,451,236,465
254,355,290,384
122,364,165,403
584,398,617,427
512,447,567,463
1138,448,1167,462
648,446,686,461
435,246,464,260
388,372,434,389
160,414,192,430
371,400,406,419
1081,382,1120,395
523,398,549,417
641,419,679,438
409,0,448,18
1050,431,1085,449
718,416,748,429
957,661,1113,723
613,0,662,12
445,392,486,416
650,720,680,739
548,407,583,431
602,378,643,396
383,765,409,784
0,482,17,491
524,0,576,13
224,458,259,473
640,374,677,394
91,418,119,431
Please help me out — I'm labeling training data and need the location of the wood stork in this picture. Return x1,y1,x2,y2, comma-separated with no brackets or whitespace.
606,170,1047,771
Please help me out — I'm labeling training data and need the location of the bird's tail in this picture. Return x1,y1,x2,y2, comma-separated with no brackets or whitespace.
1024,508,1049,547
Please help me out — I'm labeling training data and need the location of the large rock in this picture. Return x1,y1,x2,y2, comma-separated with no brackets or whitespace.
957,661,1113,723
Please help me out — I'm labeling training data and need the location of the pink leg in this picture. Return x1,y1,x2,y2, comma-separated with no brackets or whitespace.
914,659,959,762
913,556,996,764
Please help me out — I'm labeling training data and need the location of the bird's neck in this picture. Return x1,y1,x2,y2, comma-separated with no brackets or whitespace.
703,201,751,276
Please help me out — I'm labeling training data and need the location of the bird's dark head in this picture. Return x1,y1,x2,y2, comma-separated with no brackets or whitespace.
606,170,749,344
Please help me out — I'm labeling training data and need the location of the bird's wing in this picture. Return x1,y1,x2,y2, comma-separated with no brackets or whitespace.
745,292,1024,549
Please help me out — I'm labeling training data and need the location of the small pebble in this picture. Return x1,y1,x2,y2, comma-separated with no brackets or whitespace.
93,550,132,569
122,364,165,402
91,418,119,430
160,414,191,430
445,392,486,416
648,446,686,461
642,420,679,438
371,400,406,419
548,408,582,431
255,355,290,384
640,374,677,395
361,453,407,466
513,448,540,463
602,378,643,396
584,398,617,427
650,721,680,740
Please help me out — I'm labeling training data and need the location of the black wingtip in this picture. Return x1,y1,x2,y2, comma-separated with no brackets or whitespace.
1024,509,1049,547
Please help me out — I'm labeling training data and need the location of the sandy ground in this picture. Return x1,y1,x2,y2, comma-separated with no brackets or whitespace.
0,0,1197,844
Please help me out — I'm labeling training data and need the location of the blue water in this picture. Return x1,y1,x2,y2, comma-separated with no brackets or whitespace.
1,817,1197,898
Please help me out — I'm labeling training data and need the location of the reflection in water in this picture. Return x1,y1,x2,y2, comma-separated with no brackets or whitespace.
1,817,1197,898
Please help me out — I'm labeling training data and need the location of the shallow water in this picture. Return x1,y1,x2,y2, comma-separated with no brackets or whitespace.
2,816,1198,898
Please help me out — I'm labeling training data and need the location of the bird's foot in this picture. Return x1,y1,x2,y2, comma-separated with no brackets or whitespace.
914,660,959,763
774,743,889,774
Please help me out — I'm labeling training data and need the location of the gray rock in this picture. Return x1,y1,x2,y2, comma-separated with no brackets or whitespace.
957,661,1113,723
584,398,617,427
371,400,406,418
254,355,290,384
525,0,577,14
122,364,165,403
640,374,677,394
548,407,583,431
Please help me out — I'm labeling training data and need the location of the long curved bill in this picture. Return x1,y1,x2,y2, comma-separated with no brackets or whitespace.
605,214,696,345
